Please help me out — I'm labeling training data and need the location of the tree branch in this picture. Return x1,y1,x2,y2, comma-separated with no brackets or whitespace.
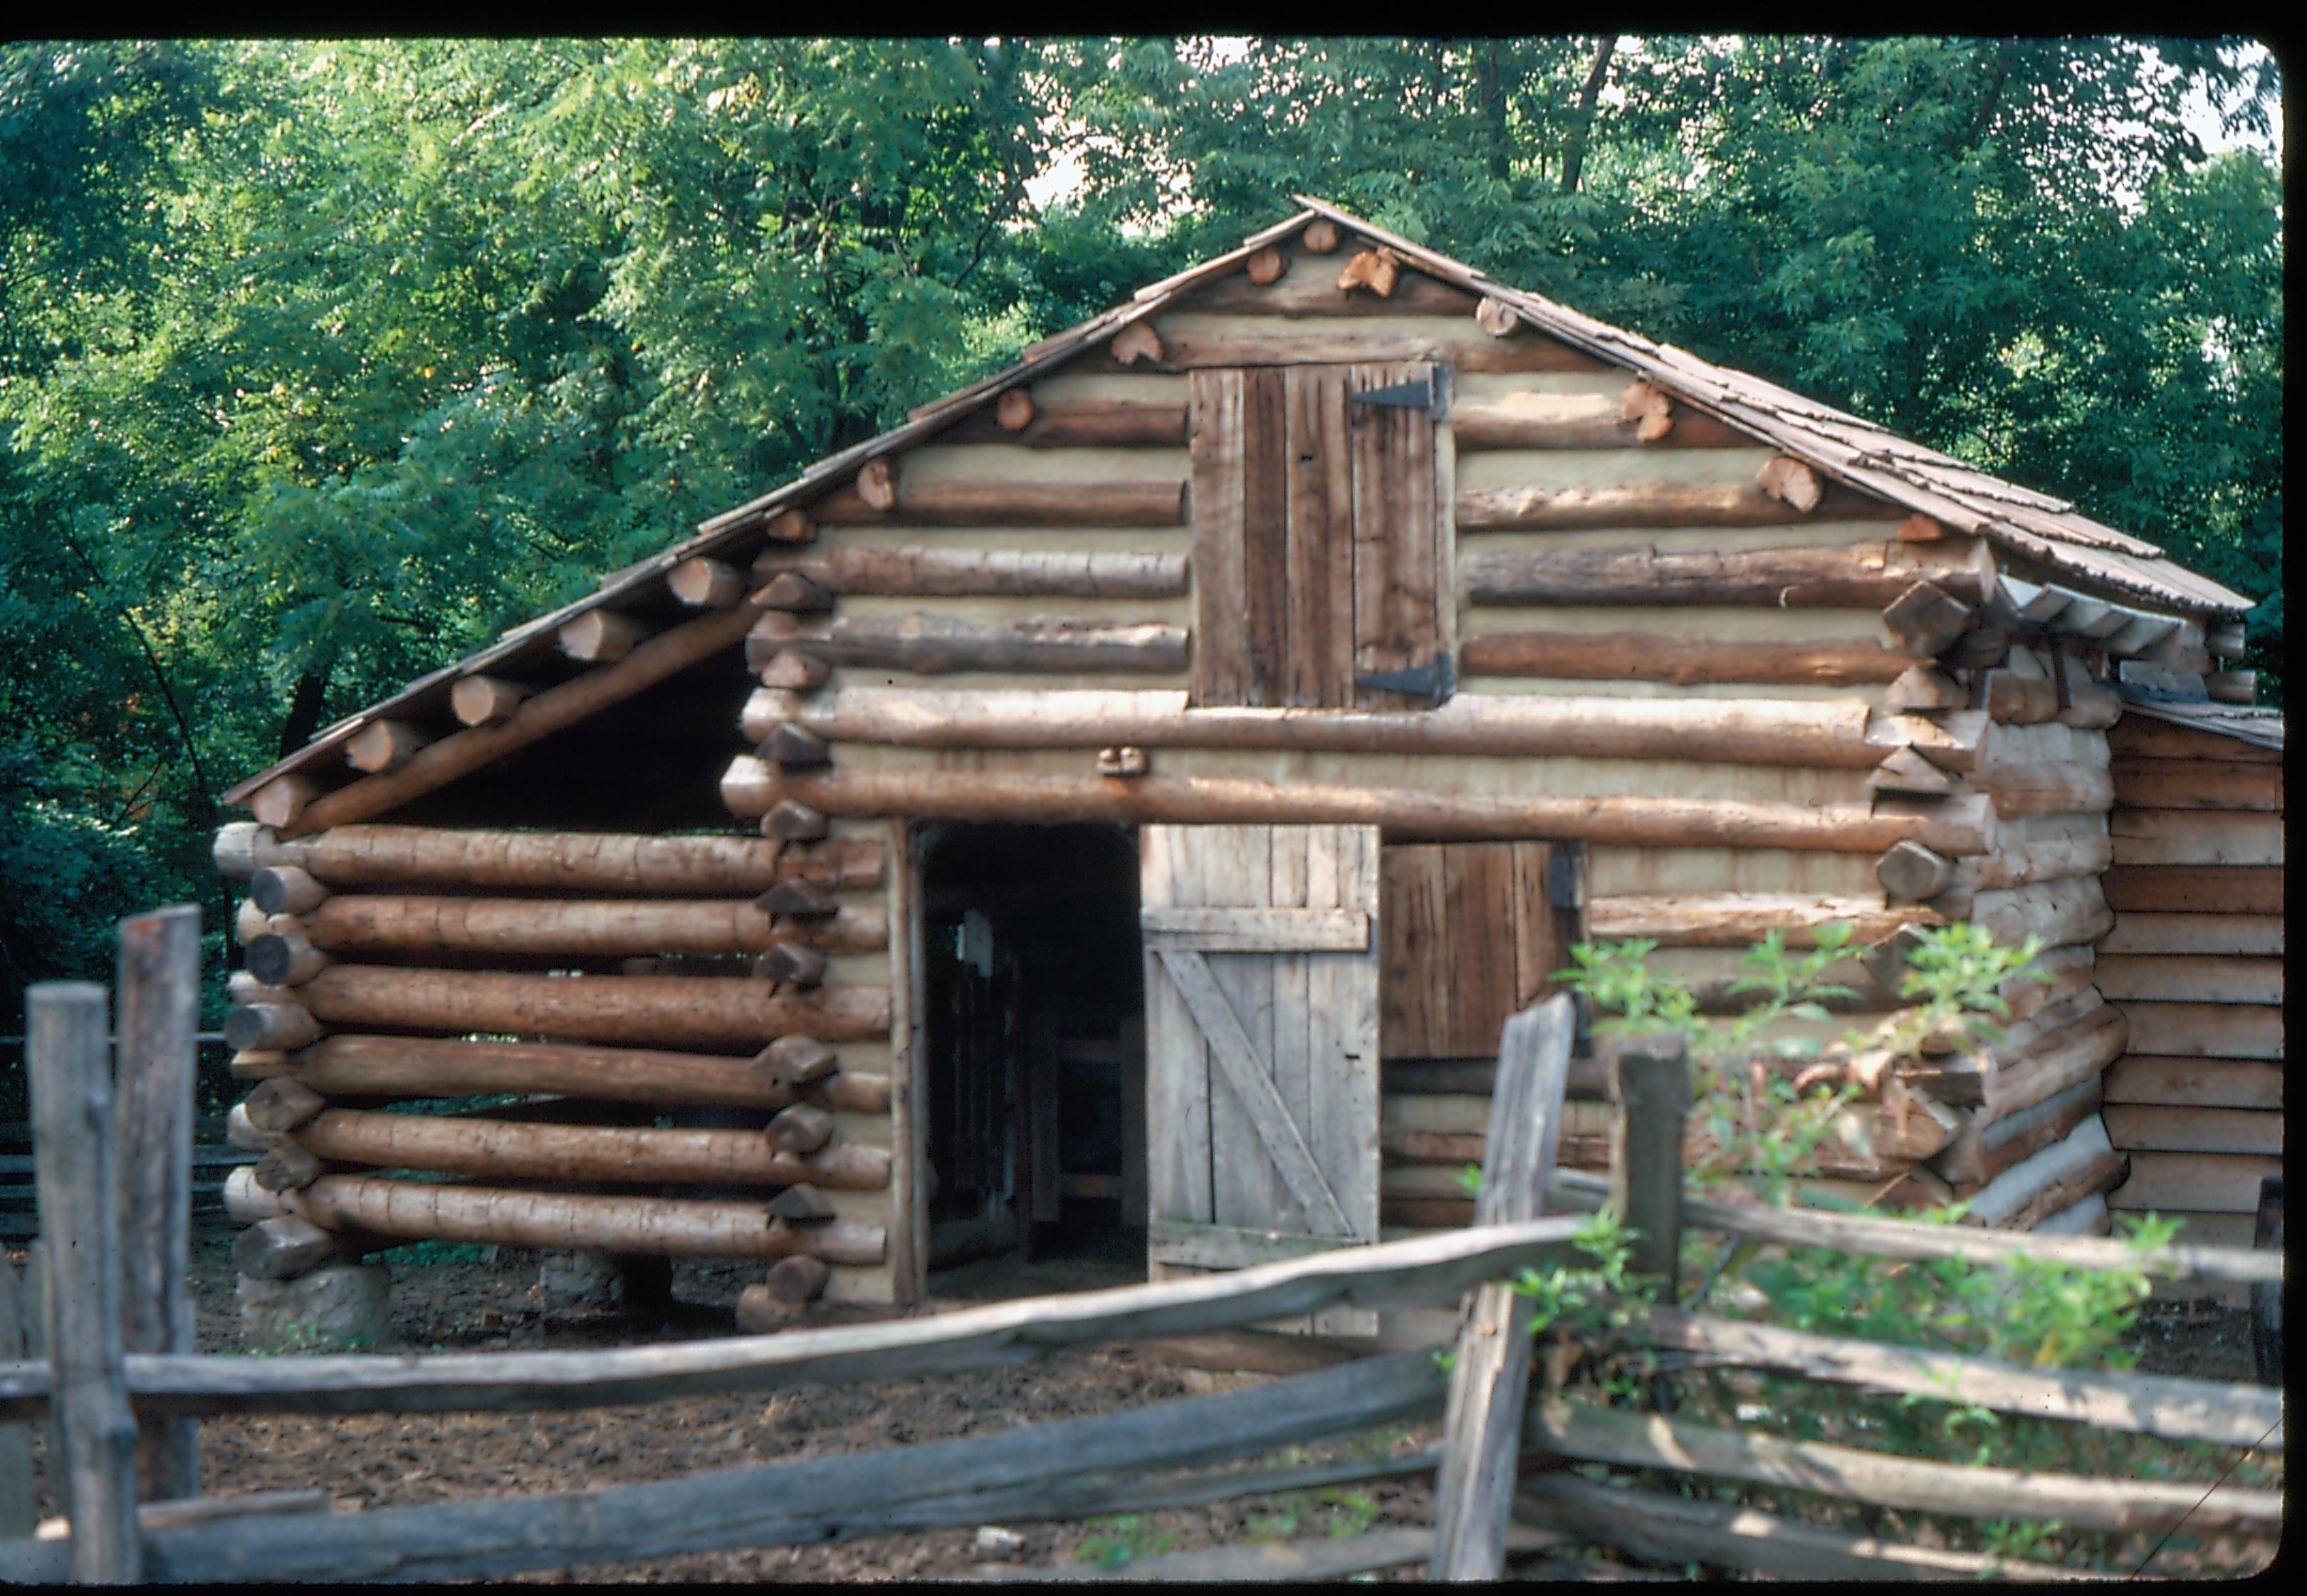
1561,36,1619,195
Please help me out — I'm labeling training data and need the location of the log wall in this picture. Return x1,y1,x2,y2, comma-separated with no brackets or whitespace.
219,223,2243,1309
216,821,904,1305
2095,712,2284,1298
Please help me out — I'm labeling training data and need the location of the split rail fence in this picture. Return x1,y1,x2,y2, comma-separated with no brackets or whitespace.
0,913,2285,1583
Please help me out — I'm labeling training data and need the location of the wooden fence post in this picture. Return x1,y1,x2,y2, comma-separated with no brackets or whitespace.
1610,1034,1690,1305
114,904,204,1502
0,1256,34,1537
28,982,143,1583
1429,994,1574,1582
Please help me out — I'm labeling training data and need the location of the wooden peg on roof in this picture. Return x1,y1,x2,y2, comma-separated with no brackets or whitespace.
345,718,431,775
1472,295,1519,337
559,609,652,663
1109,321,1164,366
1336,246,1401,298
1245,245,1287,285
1896,513,1947,542
996,387,1035,431
1618,380,1674,444
1755,455,1823,514
451,674,531,727
855,457,898,510
1301,218,1341,253
670,557,748,609
1096,745,1151,778
765,507,816,545
251,774,320,831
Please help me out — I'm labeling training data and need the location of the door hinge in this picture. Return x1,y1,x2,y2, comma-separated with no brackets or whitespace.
1354,650,1454,705
1349,368,1447,415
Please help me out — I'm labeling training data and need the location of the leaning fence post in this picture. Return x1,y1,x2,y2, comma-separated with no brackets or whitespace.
114,904,204,1502
28,982,143,1582
1609,1035,1690,1306
1429,994,1574,1582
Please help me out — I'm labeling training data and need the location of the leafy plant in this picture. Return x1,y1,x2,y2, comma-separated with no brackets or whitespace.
1073,1515,1179,1570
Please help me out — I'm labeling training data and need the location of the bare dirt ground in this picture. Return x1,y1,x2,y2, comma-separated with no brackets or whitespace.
8,1239,2276,1582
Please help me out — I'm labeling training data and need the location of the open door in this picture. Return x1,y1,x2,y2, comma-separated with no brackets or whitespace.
1140,824,1381,1329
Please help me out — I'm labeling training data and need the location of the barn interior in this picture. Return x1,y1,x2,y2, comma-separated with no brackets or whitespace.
918,822,1147,1293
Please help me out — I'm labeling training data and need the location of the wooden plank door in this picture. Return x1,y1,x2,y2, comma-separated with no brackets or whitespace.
1381,842,1576,1060
1189,364,1448,709
1141,824,1381,1290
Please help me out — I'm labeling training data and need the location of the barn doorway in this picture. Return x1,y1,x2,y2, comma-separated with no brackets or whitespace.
918,823,1146,1296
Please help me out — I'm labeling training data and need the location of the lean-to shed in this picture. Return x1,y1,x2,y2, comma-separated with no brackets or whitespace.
211,197,2266,1323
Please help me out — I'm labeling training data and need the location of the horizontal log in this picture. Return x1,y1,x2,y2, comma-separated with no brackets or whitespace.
1586,893,1930,947
2110,809,2284,867
1949,835,2110,895
245,1078,328,1133
934,397,1188,448
2096,912,2283,957
239,604,765,838
246,930,328,987
2102,1104,2281,1156
1456,631,1915,686
282,896,885,960
214,821,835,896
279,965,889,1050
290,1108,889,1190
449,676,532,728
762,547,1191,601
808,478,1185,527
748,612,1188,677
2109,759,2282,811
228,1170,885,1264
2101,866,2284,915
251,865,328,916
249,773,320,831
745,686,1905,769
225,1004,320,1054
2108,1150,2283,1214
345,719,431,775
235,1035,890,1113
1972,765,2115,817
1963,878,2115,950
1523,1395,2279,1535
2102,1056,2280,1111
1636,1308,2281,1450
668,557,748,609
2120,1002,2282,1061
1456,483,1906,531
1512,1471,2096,1583
1183,271,1481,317
2106,715,2281,764
725,762,1994,854
559,609,651,663
2095,953,2281,1005
234,1214,391,1281
1081,327,1606,373
1880,580,1976,658
1450,392,1752,450
1462,541,1980,607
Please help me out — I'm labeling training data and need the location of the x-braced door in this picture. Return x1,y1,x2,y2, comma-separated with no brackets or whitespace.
1141,824,1381,1328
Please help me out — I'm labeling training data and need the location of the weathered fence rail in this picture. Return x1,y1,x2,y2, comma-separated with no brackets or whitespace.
1,923,2283,1584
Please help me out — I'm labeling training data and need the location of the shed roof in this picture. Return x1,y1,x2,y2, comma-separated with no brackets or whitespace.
223,199,2256,805
2115,694,2284,751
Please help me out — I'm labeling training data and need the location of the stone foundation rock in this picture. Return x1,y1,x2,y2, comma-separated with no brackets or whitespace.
236,1261,392,1350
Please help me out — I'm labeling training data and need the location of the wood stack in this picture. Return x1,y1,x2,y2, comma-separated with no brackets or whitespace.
2096,710,2283,1291
214,822,898,1300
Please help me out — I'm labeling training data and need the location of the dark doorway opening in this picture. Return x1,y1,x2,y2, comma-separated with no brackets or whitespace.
919,823,1146,1295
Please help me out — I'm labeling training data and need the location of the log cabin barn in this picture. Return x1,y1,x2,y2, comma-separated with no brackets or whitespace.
210,196,2271,1332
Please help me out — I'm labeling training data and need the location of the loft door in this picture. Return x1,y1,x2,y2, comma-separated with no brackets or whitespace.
1188,364,1450,708
1140,824,1381,1324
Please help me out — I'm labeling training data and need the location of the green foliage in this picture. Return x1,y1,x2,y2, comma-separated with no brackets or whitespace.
1073,1514,1179,1569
